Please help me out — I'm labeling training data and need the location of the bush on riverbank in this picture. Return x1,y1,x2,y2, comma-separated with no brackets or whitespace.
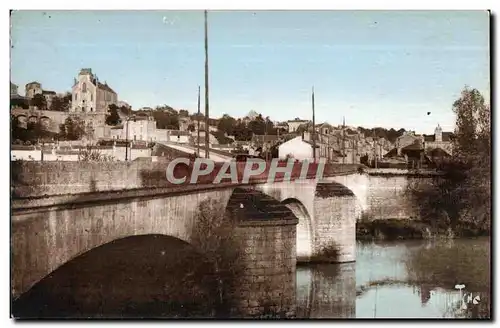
356,218,490,241
356,219,430,240
308,243,340,263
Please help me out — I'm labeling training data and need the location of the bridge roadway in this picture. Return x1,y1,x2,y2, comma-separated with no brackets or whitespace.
164,142,233,162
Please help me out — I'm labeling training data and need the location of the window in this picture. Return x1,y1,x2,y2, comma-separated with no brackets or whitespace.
90,93,93,101
134,135,136,141
74,93,77,101
82,83,87,93
90,107,93,112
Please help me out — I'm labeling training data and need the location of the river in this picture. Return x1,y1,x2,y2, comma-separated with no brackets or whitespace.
13,236,490,318
296,237,491,319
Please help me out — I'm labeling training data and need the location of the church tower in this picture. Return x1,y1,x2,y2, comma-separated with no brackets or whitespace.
434,124,442,142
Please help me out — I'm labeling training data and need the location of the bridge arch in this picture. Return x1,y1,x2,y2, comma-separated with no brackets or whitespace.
16,115,27,128
39,116,51,129
282,198,313,262
12,233,218,318
28,115,38,124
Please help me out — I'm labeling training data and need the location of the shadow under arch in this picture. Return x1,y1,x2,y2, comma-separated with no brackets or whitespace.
12,234,217,319
282,198,313,263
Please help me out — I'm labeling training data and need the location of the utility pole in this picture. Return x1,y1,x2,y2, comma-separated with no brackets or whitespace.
264,118,268,161
204,10,210,159
312,86,316,162
373,130,378,168
342,116,345,164
197,85,201,157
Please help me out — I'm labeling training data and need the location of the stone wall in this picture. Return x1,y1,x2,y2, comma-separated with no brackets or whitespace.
313,185,358,263
11,160,172,197
366,174,427,220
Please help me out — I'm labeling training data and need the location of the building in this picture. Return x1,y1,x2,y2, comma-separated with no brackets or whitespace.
42,90,57,109
315,122,334,135
169,130,191,143
242,110,259,124
278,136,319,161
423,124,454,155
71,68,118,114
110,114,157,142
251,134,280,148
11,82,19,96
24,81,57,108
287,118,311,133
117,101,132,109
395,131,422,156
25,82,42,98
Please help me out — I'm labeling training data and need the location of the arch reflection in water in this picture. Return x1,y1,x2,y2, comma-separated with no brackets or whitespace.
296,263,356,318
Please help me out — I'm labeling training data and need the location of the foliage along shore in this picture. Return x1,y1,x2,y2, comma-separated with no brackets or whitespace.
356,218,490,241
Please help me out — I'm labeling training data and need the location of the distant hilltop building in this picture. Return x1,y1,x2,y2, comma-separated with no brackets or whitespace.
71,68,118,114
117,101,132,109
25,81,57,108
287,118,311,133
11,82,19,96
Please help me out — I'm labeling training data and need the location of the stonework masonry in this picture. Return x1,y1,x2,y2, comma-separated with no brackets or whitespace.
233,220,298,318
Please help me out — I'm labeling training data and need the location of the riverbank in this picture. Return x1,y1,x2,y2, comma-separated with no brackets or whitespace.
356,219,490,241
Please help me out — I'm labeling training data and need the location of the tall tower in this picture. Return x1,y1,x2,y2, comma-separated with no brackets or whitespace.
434,124,442,142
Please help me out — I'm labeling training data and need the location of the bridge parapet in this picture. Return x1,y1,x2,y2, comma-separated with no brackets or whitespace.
12,160,362,198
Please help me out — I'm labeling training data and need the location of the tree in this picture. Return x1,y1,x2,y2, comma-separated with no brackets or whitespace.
190,199,244,317
452,87,489,162
49,93,71,112
30,94,47,110
407,87,491,235
217,114,236,136
179,109,190,117
233,120,252,141
58,117,86,141
106,104,121,126
187,123,196,132
248,114,266,135
152,110,179,130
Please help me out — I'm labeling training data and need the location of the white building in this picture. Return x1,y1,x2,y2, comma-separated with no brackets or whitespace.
278,136,319,161
110,115,157,142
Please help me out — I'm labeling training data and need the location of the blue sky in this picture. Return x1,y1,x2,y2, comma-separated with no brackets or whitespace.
11,10,489,134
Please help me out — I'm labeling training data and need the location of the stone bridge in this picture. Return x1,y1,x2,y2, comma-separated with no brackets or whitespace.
11,161,437,317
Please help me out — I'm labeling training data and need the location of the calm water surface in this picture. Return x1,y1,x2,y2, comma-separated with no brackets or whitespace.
296,237,491,319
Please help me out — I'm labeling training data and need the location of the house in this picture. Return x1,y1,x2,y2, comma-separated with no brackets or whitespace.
109,114,157,142
42,90,57,108
275,121,289,134
251,134,280,147
278,136,319,161
168,130,191,143
315,122,334,135
287,118,311,133
423,124,454,156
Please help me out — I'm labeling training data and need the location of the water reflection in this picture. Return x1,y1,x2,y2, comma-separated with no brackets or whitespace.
296,263,355,318
296,237,490,319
